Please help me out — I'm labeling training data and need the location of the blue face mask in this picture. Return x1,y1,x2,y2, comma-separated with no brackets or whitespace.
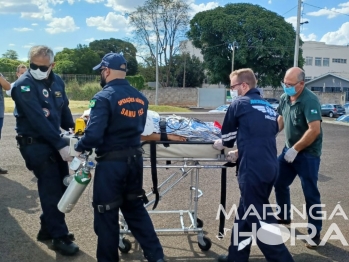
281,83,297,96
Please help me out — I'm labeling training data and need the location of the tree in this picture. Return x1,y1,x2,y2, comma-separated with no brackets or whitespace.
55,45,101,74
89,38,138,75
187,3,303,87
129,0,190,87
54,60,76,74
171,53,205,87
2,50,18,60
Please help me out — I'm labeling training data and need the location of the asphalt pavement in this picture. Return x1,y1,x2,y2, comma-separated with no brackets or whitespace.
0,113,348,262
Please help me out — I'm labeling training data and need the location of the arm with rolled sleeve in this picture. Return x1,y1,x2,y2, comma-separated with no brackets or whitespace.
221,102,239,148
12,82,67,150
292,99,322,152
74,95,109,152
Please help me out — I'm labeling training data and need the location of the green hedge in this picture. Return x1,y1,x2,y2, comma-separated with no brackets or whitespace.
65,75,146,100
65,81,100,100
125,75,145,90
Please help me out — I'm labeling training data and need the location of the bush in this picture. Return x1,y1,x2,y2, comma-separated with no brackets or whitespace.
126,75,145,90
65,76,146,100
65,80,100,100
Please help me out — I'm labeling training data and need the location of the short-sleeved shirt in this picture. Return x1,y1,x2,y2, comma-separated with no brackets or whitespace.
277,88,323,156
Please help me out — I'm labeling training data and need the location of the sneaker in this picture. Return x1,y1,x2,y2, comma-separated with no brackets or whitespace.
52,235,79,256
0,167,8,174
217,254,228,262
305,234,321,249
37,228,75,241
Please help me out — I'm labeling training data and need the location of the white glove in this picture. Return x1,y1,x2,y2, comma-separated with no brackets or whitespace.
226,150,238,162
284,147,298,163
213,139,225,150
59,146,74,162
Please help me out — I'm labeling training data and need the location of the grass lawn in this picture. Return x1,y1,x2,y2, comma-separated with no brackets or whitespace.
4,97,191,113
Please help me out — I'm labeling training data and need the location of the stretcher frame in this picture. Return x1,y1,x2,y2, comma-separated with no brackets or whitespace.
62,134,235,252
118,140,235,253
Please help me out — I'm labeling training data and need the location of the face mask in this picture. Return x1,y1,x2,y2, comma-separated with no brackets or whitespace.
230,90,238,100
282,83,297,96
30,67,50,80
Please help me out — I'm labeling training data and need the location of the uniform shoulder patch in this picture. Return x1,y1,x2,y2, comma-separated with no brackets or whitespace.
21,86,30,92
310,109,318,114
89,99,96,108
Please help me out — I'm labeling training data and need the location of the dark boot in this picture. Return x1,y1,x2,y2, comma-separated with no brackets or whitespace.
52,235,79,256
305,234,321,249
37,228,75,241
0,167,8,174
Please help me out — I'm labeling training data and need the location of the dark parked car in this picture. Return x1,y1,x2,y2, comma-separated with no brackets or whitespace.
264,98,279,111
321,104,345,118
264,98,279,104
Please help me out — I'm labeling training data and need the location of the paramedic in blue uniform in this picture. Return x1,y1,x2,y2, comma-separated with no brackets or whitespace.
11,45,78,255
213,68,294,262
74,52,165,262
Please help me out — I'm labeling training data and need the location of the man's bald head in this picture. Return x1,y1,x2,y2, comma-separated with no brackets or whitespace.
285,67,305,83
283,67,306,98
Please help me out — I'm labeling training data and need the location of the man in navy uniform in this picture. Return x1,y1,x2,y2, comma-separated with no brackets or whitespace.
74,52,165,262
11,45,78,255
213,68,294,262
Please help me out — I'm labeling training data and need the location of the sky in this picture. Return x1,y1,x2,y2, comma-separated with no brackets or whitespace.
0,0,349,61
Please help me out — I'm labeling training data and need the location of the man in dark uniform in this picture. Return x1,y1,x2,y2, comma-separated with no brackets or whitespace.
11,45,78,256
74,53,165,262
213,68,294,262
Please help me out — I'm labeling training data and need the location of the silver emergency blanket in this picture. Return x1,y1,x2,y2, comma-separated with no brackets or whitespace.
151,114,222,141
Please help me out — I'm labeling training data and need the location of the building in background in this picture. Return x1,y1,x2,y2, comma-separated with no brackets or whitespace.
302,41,349,81
180,40,349,101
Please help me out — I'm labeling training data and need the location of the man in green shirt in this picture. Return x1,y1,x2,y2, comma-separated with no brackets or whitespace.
275,67,323,249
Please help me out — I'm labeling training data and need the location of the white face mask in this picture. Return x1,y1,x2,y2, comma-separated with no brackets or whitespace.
30,67,50,80
230,90,239,100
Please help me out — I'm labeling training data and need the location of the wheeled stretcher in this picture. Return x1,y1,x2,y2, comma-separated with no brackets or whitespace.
62,134,236,253
117,140,236,253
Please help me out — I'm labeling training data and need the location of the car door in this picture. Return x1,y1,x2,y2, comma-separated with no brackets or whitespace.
321,104,328,115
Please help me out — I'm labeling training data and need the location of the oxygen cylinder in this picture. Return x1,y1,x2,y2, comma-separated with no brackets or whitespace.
58,161,95,213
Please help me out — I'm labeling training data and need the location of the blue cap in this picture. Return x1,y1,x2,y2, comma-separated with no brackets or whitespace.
93,52,127,71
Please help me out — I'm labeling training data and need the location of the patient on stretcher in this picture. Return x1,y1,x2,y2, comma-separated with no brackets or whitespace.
80,109,222,142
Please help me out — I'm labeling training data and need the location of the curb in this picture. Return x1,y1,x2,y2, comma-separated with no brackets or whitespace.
322,120,349,127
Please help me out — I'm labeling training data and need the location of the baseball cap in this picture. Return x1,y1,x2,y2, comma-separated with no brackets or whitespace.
93,52,127,71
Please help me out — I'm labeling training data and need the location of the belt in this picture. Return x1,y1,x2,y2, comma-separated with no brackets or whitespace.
16,135,47,145
95,147,144,162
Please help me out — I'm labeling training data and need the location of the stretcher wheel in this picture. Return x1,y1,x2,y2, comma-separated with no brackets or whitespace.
196,218,203,228
198,237,212,251
119,238,131,253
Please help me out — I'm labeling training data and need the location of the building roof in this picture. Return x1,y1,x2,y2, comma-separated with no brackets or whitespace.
305,72,349,85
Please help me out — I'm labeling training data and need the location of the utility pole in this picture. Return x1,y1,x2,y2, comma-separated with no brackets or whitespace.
231,47,235,72
155,34,159,105
294,0,302,67
230,41,238,72
183,53,186,88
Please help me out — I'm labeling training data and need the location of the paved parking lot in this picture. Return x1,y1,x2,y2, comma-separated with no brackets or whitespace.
0,113,348,262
